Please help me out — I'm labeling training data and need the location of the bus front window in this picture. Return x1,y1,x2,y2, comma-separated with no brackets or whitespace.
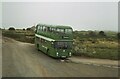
56,28,64,33
65,29,72,34
54,41,72,49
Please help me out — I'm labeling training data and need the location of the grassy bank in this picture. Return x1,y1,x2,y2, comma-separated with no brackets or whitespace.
73,31,119,60
2,30,35,43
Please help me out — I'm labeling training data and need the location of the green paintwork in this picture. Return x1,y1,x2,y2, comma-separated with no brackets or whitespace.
35,24,73,58
37,23,72,29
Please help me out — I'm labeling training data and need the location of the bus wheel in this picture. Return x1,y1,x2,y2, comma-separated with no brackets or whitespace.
37,44,40,51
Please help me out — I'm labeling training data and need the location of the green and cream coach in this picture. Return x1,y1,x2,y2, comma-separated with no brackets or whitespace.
35,24,73,58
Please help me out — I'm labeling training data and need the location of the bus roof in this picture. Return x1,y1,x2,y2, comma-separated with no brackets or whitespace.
37,24,72,29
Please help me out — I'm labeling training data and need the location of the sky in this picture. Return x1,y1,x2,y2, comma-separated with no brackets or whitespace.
2,2,118,31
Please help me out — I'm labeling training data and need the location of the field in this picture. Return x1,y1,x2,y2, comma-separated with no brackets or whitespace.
73,31,119,60
2,29,119,60
2,29,35,43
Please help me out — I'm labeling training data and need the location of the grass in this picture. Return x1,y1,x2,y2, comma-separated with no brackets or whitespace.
2,30,35,43
73,31,119,60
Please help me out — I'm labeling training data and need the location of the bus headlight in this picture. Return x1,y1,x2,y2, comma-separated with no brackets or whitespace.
56,52,58,56
69,52,71,56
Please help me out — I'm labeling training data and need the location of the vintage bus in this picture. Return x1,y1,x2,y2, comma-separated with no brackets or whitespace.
35,24,73,58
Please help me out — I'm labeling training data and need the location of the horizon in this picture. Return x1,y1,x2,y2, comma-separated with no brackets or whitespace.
1,26,118,32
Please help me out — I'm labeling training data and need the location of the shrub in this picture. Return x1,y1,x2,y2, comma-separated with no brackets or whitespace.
8,27,15,31
99,31,106,36
117,33,120,39
88,31,96,37
23,28,25,31
26,28,31,31
2,30,35,43
73,31,118,60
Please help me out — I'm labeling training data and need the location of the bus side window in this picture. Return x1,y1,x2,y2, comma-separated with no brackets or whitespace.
40,26,42,31
49,27,52,32
43,26,46,32
51,28,54,32
41,26,43,31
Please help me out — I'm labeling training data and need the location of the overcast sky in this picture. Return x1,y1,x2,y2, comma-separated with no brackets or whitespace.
2,2,118,31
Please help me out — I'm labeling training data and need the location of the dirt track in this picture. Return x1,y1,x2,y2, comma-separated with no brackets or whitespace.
2,37,118,77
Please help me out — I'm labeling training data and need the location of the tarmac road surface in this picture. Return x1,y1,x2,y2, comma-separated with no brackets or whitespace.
2,37,118,77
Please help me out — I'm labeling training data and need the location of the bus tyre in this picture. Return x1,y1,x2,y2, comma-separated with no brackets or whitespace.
37,44,40,51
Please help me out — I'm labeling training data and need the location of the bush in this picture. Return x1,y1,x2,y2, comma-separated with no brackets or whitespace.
26,28,31,31
73,31,118,60
117,33,120,39
8,27,15,31
99,31,106,36
23,28,25,31
88,31,96,37
2,30,34,43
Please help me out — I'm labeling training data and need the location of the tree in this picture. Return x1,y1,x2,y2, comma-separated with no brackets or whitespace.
8,27,15,31
117,33,120,39
26,28,31,31
99,31,106,36
23,28,25,31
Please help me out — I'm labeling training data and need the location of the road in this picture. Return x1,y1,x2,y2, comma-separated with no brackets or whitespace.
2,37,118,77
